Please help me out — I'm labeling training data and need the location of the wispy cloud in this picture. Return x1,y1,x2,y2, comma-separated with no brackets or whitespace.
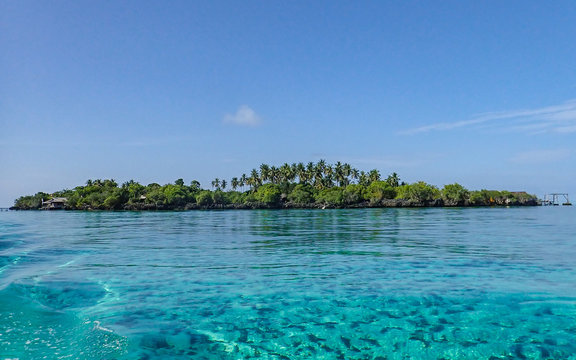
509,149,571,164
223,105,262,127
402,99,576,135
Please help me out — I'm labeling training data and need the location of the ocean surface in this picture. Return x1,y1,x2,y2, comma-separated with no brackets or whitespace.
1,207,575,359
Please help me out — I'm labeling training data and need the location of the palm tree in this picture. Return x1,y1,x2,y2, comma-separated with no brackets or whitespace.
260,164,270,183
240,174,247,191
269,166,280,184
231,177,239,191
306,162,315,181
296,162,307,184
359,171,369,186
351,168,360,184
221,179,227,190
245,176,255,191
323,165,334,188
368,169,381,183
313,162,325,189
342,163,352,186
249,169,261,190
334,161,345,187
122,179,136,189
290,163,299,182
211,178,220,190
316,159,327,174
280,163,293,183
386,172,400,187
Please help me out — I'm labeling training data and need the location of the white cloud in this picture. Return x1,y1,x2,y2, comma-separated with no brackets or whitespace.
223,105,262,127
402,99,576,135
509,149,570,164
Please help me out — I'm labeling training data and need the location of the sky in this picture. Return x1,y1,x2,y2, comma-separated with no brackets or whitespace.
1,1,576,206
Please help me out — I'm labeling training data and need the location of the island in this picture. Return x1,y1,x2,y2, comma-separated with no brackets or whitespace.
11,160,538,210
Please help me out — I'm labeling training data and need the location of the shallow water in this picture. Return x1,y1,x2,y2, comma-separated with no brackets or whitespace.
1,207,575,359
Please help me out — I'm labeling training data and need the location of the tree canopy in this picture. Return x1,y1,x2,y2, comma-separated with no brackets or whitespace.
12,160,538,210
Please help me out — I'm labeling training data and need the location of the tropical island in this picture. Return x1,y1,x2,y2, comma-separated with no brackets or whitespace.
12,160,538,210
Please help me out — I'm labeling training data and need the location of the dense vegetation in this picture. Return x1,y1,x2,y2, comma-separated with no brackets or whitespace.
12,161,538,210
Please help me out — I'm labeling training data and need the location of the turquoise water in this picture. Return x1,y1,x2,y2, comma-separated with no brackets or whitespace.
1,208,576,359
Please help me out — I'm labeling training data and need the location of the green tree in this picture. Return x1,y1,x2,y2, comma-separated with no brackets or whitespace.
363,181,396,204
213,190,228,205
305,162,315,185
312,160,326,189
226,191,244,204
351,168,360,184
368,169,381,183
315,187,343,206
146,183,161,190
441,183,470,204
287,184,314,204
259,164,270,183
385,173,400,188
323,163,333,184
189,180,201,192
122,180,145,203
249,169,261,189
295,162,308,184
358,171,370,186
146,187,166,206
254,184,282,204
86,191,106,209
196,191,214,206
104,179,118,188
231,177,239,191
341,162,352,187
469,189,501,205
104,194,122,209
163,184,186,206
66,193,80,209
13,192,50,209
396,181,440,202
279,163,294,184
343,184,365,204
269,166,280,184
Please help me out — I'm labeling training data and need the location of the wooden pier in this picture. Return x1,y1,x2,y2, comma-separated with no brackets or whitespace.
542,193,572,206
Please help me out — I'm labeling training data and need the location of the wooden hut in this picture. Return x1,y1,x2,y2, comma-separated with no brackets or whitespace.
42,197,67,210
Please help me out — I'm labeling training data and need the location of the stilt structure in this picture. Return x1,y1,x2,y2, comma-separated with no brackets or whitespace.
542,193,572,206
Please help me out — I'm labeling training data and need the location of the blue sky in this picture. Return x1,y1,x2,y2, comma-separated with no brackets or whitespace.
1,1,576,206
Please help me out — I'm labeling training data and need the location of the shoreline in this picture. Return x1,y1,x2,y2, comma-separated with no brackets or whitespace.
11,162,541,211
10,198,539,211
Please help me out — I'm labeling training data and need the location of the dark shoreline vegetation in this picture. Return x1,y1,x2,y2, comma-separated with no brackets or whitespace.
12,160,538,210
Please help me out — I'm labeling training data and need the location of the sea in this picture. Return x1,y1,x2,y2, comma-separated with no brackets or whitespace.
1,207,575,359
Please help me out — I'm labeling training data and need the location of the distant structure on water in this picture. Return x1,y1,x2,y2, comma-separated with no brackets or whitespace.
542,193,572,206
42,197,68,210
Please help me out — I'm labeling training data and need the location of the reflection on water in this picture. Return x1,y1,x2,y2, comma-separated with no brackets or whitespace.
1,207,575,359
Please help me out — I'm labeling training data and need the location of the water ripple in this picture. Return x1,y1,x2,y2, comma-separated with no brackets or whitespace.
1,207,575,359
